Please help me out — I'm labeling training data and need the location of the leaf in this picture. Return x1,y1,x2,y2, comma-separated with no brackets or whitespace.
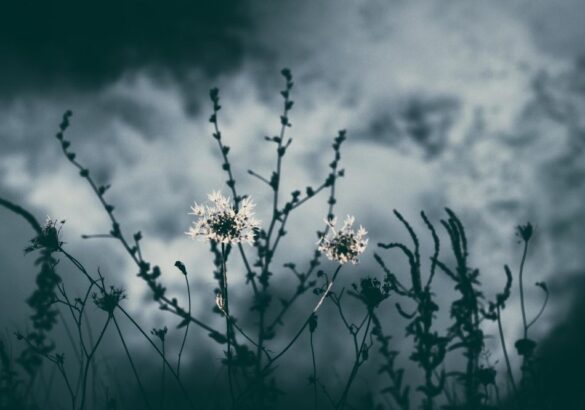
209,332,227,344
176,318,190,329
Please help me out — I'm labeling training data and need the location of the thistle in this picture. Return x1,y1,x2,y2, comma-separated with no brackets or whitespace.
318,215,368,264
186,191,261,245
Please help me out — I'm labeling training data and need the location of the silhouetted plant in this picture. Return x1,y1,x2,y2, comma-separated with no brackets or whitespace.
0,339,28,410
434,209,486,409
0,69,553,410
376,210,448,410
371,312,410,410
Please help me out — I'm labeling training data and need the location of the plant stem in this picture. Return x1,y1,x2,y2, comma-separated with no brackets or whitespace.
519,240,529,339
161,339,166,410
221,244,236,408
79,316,110,410
117,307,196,409
497,306,518,397
336,313,372,410
310,330,318,410
265,265,343,370
111,315,152,410
177,273,191,378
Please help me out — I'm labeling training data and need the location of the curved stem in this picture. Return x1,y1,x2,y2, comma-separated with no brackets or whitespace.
527,287,549,330
117,307,196,410
221,244,236,407
0,196,42,234
177,274,191,378
518,241,529,339
111,315,153,410
314,265,343,313
496,305,518,397
310,330,318,410
336,313,372,410
161,340,166,410
264,265,343,371
57,363,76,410
79,316,111,410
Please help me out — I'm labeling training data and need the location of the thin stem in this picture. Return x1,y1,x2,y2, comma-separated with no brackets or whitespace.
264,265,343,371
0,196,43,234
265,259,322,332
111,315,152,410
161,339,166,410
117,307,197,410
221,244,236,407
82,309,99,408
177,274,191,378
310,330,318,410
44,363,57,404
527,287,549,330
336,314,372,410
20,336,76,409
57,363,76,410
57,309,81,365
519,240,529,339
221,313,271,360
79,316,111,410
314,265,342,313
496,305,518,397
250,77,294,409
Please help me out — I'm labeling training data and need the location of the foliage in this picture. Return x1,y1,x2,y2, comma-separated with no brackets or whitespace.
0,70,550,410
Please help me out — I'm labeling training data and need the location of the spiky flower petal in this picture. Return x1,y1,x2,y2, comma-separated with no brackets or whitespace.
318,215,368,264
186,191,260,245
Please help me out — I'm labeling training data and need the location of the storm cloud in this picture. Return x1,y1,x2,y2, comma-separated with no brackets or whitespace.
1,1,585,408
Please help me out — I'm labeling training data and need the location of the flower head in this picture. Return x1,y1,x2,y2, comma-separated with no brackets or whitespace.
186,191,260,245
93,286,126,314
516,222,534,242
318,215,368,264
25,216,65,254
215,291,225,312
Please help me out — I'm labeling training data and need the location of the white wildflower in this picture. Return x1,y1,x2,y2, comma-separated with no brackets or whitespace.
186,191,261,245
215,291,225,312
318,215,368,264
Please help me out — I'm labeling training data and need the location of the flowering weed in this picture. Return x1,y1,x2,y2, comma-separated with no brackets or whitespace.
0,70,552,410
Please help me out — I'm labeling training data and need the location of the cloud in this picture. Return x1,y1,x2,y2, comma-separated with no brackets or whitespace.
1,1,585,398
0,0,253,93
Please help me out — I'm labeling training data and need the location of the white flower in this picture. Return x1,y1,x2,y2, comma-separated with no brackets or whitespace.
186,191,261,245
318,215,368,264
215,291,225,312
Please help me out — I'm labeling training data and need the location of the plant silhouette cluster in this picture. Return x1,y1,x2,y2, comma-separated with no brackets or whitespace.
0,70,551,410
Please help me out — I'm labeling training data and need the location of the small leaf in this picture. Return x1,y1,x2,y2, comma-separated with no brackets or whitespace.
175,260,187,276
309,314,318,333
209,332,227,344
177,318,190,328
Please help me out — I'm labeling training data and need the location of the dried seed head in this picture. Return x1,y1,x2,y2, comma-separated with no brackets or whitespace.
186,191,261,245
318,215,368,265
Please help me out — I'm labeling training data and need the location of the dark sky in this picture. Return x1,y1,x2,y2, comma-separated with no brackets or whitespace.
0,1,252,93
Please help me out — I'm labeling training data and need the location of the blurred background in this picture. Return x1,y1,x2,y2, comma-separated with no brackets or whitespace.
1,1,584,408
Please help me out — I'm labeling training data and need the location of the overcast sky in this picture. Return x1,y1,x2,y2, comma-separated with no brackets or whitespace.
1,0,585,405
